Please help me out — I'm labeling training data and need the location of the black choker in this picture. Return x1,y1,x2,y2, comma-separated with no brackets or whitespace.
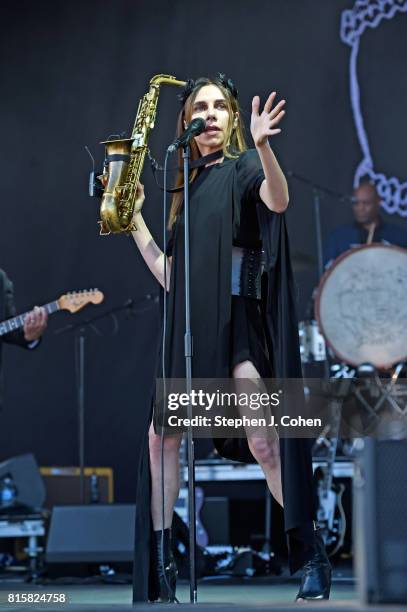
149,150,225,193
189,150,224,168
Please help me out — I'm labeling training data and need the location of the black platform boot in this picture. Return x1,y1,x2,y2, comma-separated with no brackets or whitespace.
150,528,178,603
296,530,332,600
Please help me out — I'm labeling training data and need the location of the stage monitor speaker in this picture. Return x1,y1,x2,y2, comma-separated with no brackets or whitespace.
354,439,407,604
46,504,135,563
0,453,45,510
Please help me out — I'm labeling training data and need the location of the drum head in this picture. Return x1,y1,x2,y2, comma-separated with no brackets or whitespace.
315,244,407,369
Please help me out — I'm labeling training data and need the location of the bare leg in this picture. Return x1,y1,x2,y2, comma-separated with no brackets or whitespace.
149,423,183,529
233,360,284,507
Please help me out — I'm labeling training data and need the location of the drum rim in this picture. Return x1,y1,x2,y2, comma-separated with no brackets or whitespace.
314,243,407,369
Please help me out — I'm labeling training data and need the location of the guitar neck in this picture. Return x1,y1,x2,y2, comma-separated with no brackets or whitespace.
0,301,60,337
323,398,342,492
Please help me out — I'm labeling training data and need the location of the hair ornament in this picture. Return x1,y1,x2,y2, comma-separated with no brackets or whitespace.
216,73,238,100
177,73,238,106
177,78,196,105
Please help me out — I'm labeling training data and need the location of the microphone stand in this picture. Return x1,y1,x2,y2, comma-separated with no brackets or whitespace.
287,171,349,380
287,171,349,280
182,144,198,604
55,299,145,504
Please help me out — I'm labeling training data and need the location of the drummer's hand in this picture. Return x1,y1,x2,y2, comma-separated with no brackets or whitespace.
133,182,145,216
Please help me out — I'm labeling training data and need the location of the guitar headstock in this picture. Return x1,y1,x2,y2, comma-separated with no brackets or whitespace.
58,289,104,313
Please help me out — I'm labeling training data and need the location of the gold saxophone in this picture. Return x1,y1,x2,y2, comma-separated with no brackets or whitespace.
99,74,186,234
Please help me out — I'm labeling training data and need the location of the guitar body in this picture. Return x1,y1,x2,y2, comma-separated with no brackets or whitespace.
175,486,208,548
314,397,347,557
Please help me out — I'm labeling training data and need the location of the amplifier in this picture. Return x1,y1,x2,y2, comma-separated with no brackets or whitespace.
39,467,113,507
354,439,407,604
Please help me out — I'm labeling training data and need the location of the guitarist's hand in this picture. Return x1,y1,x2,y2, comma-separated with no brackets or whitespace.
24,306,48,342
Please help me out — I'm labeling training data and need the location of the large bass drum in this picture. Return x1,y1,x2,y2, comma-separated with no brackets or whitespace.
315,244,407,369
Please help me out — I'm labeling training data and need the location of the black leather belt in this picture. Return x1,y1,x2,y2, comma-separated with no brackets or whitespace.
231,246,264,299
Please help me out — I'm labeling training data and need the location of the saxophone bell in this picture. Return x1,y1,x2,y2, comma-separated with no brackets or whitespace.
99,138,134,234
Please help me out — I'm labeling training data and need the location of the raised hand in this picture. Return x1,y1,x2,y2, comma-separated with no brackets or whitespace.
250,92,286,148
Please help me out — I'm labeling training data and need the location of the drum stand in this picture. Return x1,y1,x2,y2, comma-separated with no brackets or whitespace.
351,363,407,435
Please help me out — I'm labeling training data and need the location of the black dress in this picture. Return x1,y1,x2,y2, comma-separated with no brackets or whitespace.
162,149,270,383
132,150,316,602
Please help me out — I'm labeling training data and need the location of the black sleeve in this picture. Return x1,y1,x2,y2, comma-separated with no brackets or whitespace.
2,272,30,348
236,149,265,205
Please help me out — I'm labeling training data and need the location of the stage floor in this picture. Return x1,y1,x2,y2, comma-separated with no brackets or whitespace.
0,575,357,610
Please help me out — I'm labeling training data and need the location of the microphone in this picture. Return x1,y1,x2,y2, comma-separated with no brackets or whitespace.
167,118,206,153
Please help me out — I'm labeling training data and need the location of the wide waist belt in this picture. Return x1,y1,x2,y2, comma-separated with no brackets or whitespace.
231,246,264,300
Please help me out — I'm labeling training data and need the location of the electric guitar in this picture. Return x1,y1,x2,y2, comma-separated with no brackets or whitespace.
315,396,346,557
0,290,104,336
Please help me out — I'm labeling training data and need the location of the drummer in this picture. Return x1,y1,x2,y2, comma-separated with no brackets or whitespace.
324,179,407,268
